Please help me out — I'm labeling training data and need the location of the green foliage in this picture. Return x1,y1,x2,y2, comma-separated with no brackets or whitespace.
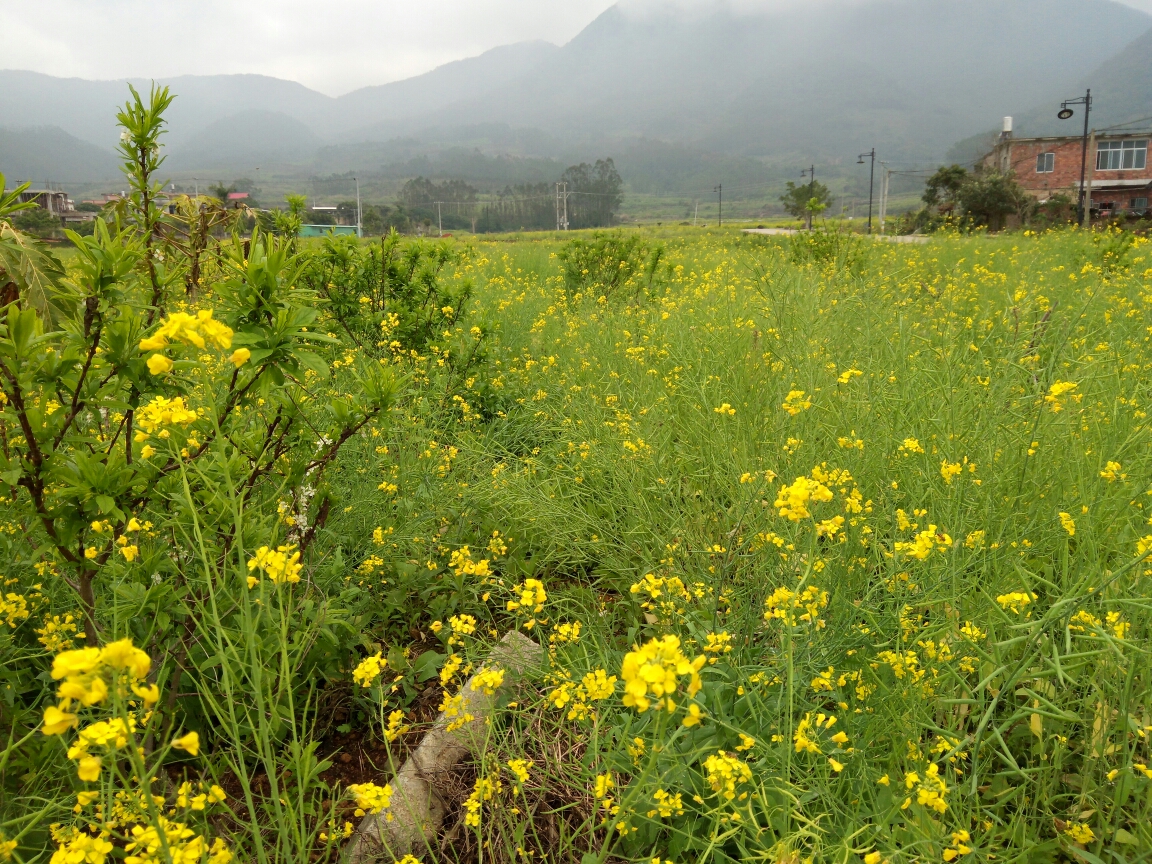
561,158,624,229
557,231,666,300
9,207,62,239
0,175,65,311
780,179,832,223
787,222,866,272
923,164,968,209
956,169,1028,229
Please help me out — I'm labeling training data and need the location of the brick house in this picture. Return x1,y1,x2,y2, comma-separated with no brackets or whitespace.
981,124,1152,217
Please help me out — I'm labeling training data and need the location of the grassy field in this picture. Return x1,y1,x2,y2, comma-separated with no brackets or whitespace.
334,224,1152,861
4,220,1152,864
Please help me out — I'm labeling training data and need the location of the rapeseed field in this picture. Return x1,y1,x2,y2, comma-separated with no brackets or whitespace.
3,89,1152,864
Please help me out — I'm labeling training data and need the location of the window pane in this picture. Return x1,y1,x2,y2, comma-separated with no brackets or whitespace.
1048,153,1056,172
1037,154,1045,173
1135,142,1148,170
1123,148,1134,169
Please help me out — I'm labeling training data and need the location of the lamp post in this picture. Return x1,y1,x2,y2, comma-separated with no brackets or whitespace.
1058,89,1092,226
800,165,816,229
857,149,876,234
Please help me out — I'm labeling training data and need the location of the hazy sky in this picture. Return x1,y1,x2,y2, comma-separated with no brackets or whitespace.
3,0,1152,96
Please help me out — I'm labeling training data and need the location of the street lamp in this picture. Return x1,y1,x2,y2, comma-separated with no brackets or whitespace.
857,149,876,234
1058,89,1092,226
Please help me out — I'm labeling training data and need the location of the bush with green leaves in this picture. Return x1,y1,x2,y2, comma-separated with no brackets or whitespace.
0,84,401,861
557,231,666,301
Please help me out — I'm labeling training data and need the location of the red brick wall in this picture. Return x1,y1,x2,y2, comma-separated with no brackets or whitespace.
985,137,1152,205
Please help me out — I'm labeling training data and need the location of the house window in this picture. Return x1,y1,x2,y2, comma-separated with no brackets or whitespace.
1036,152,1055,173
1132,197,1149,210
1096,140,1148,170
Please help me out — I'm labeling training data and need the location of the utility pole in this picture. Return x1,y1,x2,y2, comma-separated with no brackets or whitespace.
354,176,362,238
800,165,817,229
715,184,722,227
436,201,443,237
1058,89,1093,226
693,201,699,227
878,162,890,234
857,149,876,234
554,182,569,231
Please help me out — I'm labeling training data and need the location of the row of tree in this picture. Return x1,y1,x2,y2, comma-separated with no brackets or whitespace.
394,158,625,232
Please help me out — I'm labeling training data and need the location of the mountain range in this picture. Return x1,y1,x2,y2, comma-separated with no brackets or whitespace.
3,0,1152,194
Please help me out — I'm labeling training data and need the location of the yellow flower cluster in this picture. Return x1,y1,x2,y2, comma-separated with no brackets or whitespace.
134,395,200,440
895,525,953,561
629,573,699,619
620,635,704,713
353,652,386,687
1044,380,1080,412
547,668,617,721
469,666,506,695
348,782,394,819
774,474,833,521
463,776,502,827
763,584,829,628
124,817,232,864
702,750,753,801
48,830,114,864
506,759,533,785
507,578,546,629
995,591,1037,615
36,614,78,654
782,389,812,416
449,546,491,577
0,592,30,627
246,544,302,586
175,781,226,811
447,613,477,646
139,309,233,352
901,763,949,814
1059,511,1076,536
550,621,582,643
42,639,156,736
942,830,972,861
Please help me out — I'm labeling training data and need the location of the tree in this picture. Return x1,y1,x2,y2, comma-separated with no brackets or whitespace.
11,206,63,239
923,165,968,211
956,170,1027,231
780,180,831,228
561,158,624,228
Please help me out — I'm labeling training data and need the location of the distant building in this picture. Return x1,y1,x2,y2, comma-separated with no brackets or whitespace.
982,121,1152,217
17,189,73,215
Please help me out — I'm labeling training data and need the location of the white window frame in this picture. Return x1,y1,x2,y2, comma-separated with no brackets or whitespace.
1096,140,1148,171
1036,152,1055,173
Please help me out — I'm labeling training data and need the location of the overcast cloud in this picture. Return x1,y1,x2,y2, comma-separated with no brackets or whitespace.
2,0,1151,96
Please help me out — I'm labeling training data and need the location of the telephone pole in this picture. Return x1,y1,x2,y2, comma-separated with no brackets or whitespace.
354,176,362,238
878,162,891,234
857,149,876,234
555,182,569,231
715,184,722,227
800,165,817,229
436,201,443,237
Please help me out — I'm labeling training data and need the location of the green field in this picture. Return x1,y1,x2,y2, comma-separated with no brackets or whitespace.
4,200,1152,864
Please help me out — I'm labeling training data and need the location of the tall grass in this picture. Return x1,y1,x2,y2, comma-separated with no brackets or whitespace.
5,219,1152,863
